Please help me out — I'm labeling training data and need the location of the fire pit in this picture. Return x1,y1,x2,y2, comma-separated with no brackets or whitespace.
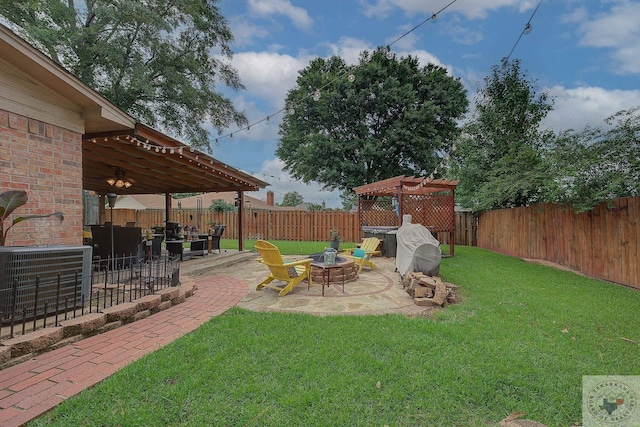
308,252,358,285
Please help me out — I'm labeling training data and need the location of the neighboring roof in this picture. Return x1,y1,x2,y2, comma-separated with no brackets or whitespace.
126,192,282,210
354,176,459,196
1,23,269,196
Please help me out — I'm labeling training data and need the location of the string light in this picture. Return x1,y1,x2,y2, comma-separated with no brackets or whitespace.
505,0,542,62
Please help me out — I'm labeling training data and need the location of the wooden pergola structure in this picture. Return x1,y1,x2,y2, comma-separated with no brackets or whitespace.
354,176,459,256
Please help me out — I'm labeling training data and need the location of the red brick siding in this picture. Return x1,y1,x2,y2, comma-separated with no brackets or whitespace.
0,109,82,246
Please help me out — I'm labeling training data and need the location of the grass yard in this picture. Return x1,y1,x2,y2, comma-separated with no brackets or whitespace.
219,238,357,254
29,246,640,426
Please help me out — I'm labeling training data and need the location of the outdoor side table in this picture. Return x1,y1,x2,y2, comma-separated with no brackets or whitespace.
190,239,206,257
310,262,345,296
166,240,184,261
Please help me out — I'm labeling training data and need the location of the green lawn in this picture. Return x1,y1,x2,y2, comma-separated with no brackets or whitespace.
220,238,357,254
30,246,640,426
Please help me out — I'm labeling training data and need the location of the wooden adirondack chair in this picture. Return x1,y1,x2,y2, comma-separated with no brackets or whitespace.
255,240,313,297
341,237,381,274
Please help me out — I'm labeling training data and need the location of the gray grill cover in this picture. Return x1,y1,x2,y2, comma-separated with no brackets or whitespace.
395,222,441,277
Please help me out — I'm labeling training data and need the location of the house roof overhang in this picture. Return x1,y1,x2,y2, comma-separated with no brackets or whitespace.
0,24,135,134
354,175,458,197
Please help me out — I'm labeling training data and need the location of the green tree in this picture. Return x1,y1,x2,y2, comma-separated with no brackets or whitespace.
450,59,553,211
276,47,468,192
546,106,640,212
209,199,235,212
280,191,304,207
0,0,246,150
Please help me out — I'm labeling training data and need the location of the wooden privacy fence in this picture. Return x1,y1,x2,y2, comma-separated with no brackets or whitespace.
107,209,476,246
477,197,639,289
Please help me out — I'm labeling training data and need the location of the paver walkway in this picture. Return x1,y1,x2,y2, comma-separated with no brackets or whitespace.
0,273,247,427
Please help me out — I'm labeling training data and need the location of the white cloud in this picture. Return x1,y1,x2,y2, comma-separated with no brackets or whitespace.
252,158,343,208
543,85,640,132
228,16,269,47
576,1,640,74
248,0,313,30
231,51,314,108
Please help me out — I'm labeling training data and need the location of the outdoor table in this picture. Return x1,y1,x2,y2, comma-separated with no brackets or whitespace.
166,240,184,261
190,239,206,257
310,262,345,296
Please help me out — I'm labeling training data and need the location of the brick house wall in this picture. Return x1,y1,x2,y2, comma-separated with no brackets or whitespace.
0,108,82,246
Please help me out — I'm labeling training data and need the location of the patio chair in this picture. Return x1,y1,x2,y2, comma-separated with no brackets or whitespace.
341,237,381,274
255,240,313,297
211,225,226,253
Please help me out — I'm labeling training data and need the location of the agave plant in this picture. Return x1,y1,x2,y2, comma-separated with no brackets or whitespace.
0,190,64,246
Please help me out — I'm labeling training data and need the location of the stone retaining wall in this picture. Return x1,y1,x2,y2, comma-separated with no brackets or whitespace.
0,281,195,370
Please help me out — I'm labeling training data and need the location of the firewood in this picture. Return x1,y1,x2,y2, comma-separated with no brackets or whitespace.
414,286,432,298
414,297,441,306
419,276,437,288
432,277,447,306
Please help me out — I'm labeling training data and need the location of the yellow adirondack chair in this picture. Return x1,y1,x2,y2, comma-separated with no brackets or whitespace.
255,240,313,297
341,237,381,274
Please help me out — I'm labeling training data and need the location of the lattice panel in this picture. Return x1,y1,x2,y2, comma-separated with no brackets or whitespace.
359,198,397,226
402,193,454,232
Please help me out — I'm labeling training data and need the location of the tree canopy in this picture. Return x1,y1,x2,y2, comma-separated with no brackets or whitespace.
276,47,468,194
449,59,553,211
280,191,304,207
546,106,640,212
0,0,246,150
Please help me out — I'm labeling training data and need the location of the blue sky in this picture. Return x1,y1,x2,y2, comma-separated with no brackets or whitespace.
210,0,640,207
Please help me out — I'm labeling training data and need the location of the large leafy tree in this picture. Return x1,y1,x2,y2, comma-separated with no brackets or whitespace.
0,0,246,150
280,191,304,207
450,59,553,211
276,48,468,193
546,106,640,212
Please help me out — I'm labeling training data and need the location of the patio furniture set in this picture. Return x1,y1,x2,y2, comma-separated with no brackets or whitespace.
254,237,382,297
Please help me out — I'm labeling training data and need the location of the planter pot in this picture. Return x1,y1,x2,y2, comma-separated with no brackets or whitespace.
330,240,340,250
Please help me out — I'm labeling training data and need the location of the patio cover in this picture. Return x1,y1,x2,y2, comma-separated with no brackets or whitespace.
83,124,268,195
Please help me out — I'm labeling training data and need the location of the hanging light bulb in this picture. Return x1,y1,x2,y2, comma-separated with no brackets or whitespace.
215,139,220,146
348,74,355,83
524,23,532,34
289,107,295,115
386,49,394,60
266,116,270,125
431,13,438,22
313,89,321,101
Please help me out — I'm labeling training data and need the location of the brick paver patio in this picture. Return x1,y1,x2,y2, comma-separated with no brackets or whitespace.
0,274,247,427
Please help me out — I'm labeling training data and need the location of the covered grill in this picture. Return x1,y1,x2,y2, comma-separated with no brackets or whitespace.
395,215,441,277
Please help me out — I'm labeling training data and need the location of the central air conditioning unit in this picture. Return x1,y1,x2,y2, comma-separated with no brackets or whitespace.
0,245,92,321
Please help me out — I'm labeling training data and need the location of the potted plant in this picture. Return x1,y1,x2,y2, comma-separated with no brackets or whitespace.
0,190,64,246
329,229,340,250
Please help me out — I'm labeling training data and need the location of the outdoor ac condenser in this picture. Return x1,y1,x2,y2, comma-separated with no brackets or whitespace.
0,245,92,321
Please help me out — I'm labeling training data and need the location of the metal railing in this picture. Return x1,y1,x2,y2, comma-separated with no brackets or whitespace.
0,254,180,340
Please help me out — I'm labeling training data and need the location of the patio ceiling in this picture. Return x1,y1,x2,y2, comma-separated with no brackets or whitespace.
83,123,269,195
354,175,458,197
